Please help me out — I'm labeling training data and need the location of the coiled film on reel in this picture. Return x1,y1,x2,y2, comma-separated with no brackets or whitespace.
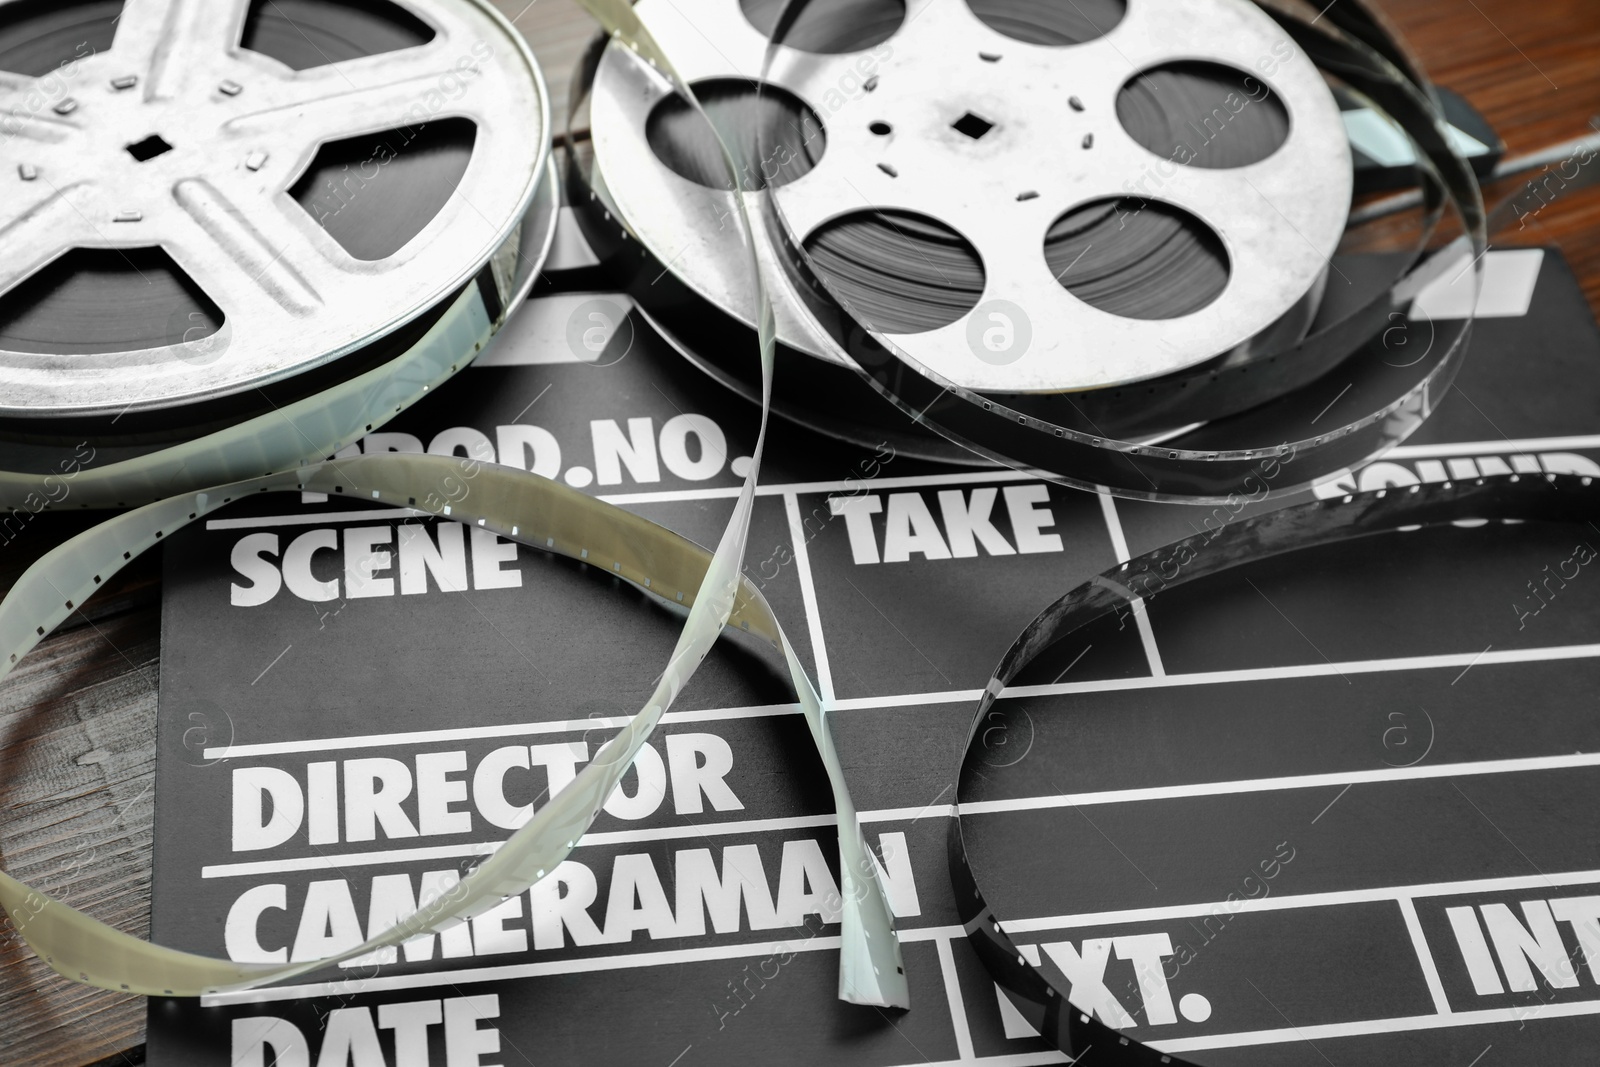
756,0,1484,501
0,0,556,509
570,0,1483,499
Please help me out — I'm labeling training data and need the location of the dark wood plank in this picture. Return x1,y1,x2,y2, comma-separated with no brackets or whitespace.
496,0,597,129
1378,0,1600,309
0,606,160,1067
0,1,1596,1064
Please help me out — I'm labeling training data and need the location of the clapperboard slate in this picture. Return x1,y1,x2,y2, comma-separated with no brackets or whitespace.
147,232,1600,1065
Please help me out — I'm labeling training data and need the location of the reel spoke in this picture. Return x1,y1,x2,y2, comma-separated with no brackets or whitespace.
0,184,101,300
113,0,253,99
165,179,329,329
233,46,495,147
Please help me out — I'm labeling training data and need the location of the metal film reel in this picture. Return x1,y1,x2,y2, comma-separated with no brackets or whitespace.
0,0,550,419
760,0,1352,392
589,0,1350,395
754,0,1482,501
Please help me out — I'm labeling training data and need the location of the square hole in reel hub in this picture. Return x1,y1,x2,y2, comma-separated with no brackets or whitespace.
952,111,995,139
125,134,172,162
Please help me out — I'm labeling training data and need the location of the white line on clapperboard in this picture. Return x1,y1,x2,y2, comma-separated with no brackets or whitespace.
204,641,1600,760
783,491,836,705
193,641,1600,1049
200,432,1600,531
1096,490,1166,677
200,745,1600,878
204,859,1600,1060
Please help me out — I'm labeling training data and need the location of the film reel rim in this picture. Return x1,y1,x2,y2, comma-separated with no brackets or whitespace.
632,296,1000,464
0,0,551,419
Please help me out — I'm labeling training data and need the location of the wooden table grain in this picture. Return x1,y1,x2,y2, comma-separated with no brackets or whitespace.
1,0,1597,1063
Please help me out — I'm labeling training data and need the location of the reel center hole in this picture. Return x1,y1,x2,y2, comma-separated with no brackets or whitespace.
952,112,995,140
125,135,173,163
870,121,892,136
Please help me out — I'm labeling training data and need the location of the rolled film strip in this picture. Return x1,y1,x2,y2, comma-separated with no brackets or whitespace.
753,0,1488,501
948,471,1600,1066
0,0,910,1011
0,453,902,1003
0,0,555,509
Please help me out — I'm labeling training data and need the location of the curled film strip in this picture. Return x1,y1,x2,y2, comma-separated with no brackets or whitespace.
0,0,907,1012
0,453,903,1003
949,471,1600,1066
567,0,907,1006
745,0,1499,1058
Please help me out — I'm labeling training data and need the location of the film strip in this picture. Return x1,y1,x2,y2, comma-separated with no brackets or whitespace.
0,0,909,1010
0,452,901,1002
951,471,1600,1065
568,0,911,1006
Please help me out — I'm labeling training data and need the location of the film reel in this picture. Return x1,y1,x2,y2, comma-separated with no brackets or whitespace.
754,0,1484,500
577,0,1341,460
0,0,557,507
579,0,1481,495
584,0,1355,387
754,0,1351,392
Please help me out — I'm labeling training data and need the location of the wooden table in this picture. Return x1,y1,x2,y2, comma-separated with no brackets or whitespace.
2,0,1598,1063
